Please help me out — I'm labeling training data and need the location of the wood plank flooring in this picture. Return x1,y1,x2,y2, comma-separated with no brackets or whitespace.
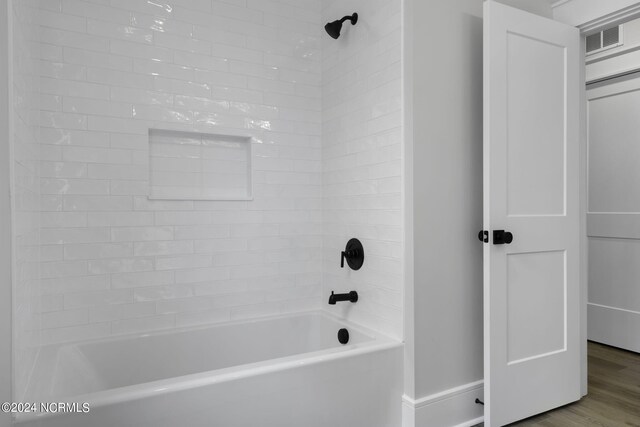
478,341,640,427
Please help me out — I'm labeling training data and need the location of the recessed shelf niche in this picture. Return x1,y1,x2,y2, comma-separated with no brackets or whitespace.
148,129,252,201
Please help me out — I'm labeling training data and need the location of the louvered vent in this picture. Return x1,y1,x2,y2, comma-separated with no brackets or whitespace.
586,25,623,56
603,26,620,47
586,33,601,53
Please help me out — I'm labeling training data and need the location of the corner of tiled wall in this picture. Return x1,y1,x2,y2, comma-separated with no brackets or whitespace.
321,0,403,339
13,0,42,401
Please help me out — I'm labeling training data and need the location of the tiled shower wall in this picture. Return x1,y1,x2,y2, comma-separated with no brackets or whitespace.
12,0,41,400
37,0,323,344
321,0,403,339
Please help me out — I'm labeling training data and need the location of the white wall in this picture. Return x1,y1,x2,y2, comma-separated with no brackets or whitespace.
1,2,13,425
12,0,41,402
406,0,484,403
321,0,403,340
36,0,324,344
404,0,552,425
586,77,640,352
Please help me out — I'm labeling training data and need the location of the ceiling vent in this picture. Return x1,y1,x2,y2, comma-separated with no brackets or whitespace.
586,25,623,55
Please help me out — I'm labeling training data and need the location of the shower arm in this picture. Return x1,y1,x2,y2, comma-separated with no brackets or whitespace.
338,15,354,24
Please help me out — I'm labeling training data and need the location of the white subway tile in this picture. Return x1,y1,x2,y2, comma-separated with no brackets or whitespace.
214,251,263,266
134,284,194,302
41,275,110,295
174,50,228,72
41,27,109,52
173,226,228,240
39,60,86,80
211,86,263,104
41,178,110,195
88,258,154,275
156,296,211,314
40,295,65,313
41,260,87,278
87,19,153,44
133,197,193,211
40,162,87,178
110,180,149,195
129,13,193,37
63,46,132,72
61,144,131,166
87,67,154,90
111,315,175,335
40,93,63,112
211,1,262,24
87,115,152,134
175,267,229,284
154,32,211,55
63,195,133,211
111,226,174,242
63,242,133,260
87,212,154,227
153,77,211,98
154,211,212,226
87,164,148,180
210,291,264,309
62,0,131,24
40,111,87,130
194,238,247,253
41,245,64,262
156,255,212,271
133,59,194,81
133,104,194,124
40,128,110,147
63,97,133,118
39,9,86,32
133,240,193,257
230,264,278,279
41,212,87,228
110,87,173,107
40,227,110,244
112,271,175,289
41,308,88,329
41,77,109,99
230,223,279,237
89,302,156,323
110,39,173,62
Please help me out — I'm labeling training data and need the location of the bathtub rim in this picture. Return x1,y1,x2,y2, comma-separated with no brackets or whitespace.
18,310,401,423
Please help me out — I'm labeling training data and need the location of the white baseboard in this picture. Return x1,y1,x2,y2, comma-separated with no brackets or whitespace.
402,380,484,427
588,303,640,352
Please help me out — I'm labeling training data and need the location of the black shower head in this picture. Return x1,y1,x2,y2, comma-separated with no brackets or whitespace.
324,13,358,39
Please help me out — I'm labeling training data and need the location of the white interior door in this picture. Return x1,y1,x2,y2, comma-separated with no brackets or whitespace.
483,2,581,426
587,75,640,353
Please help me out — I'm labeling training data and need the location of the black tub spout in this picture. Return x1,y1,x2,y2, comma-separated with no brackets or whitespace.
328,291,358,305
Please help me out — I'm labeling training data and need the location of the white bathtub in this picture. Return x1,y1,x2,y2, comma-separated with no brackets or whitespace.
17,311,402,427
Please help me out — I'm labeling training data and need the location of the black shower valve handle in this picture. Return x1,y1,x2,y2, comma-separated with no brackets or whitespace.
341,249,356,268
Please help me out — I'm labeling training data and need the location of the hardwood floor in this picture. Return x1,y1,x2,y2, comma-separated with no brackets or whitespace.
478,341,640,427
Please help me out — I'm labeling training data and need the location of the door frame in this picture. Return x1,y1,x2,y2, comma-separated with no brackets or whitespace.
570,1,640,397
